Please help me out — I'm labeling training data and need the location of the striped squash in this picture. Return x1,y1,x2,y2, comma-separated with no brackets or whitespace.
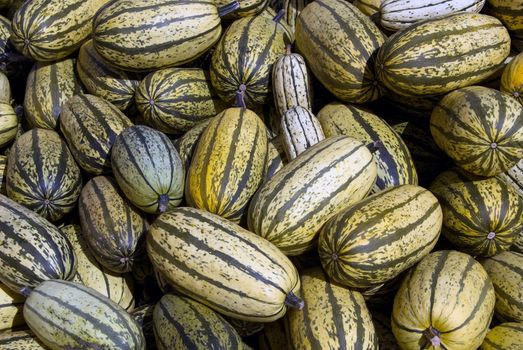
430,169,523,257
295,0,385,103
187,108,268,223
392,250,495,350
481,251,523,322
0,102,17,148
153,293,243,349
78,176,148,273
0,15,9,58
77,40,140,112
319,185,441,289
499,160,523,254
370,308,399,350
247,135,377,256
272,48,313,118
62,225,135,312
354,0,381,16
131,304,155,350
173,119,212,171
260,7,295,44
210,14,286,107
10,0,109,61
430,86,523,177
0,282,24,331
0,194,76,295
24,59,83,129
0,71,10,104
375,13,511,97
146,207,302,322
258,319,290,350
135,68,226,134
215,0,269,19
6,128,82,222
92,0,235,71
501,51,523,105
60,94,133,175
282,0,313,34
0,155,7,194
485,1,523,41
24,280,145,349
287,267,378,349
481,322,523,350
380,0,485,31
265,136,286,181
281,106,324,160
318,102,418,193
111,125,185,214
0,329,47,349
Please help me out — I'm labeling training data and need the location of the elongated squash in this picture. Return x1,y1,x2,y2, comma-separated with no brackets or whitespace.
0,102,17,148
481,322,523,350
0,282,24,331
485,1,523,42
501,51,523,105
215,0,269,19
146,207,302,322
173,119,212,171
280,106,324,160
0,329,47,349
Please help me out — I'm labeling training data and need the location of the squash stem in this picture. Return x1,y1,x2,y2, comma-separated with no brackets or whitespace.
366,140,382,153
423,326,441,347
285,292,304,310
273,9,285,23
285,44,292,55
158,194,169,213
235,84,247,108
20,286,32,297
218,1,240,17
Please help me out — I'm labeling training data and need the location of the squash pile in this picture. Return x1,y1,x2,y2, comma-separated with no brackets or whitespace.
0,0,521,349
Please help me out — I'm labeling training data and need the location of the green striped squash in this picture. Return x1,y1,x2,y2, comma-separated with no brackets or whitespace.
318,102,418,193
0,16,10,62
354,0,381,16
0,329,47,349
481,322,523,350
6,128,82,222
0,194,76,295
0,155,7,195
62,225,135,312
272,48,313,118
173,119,212,171
258,319,290,350
265,136,286,181
295,0,385,103
215,0,268,19
111,125,184,214
92,0,234,71
499,160,523,254
210,14,286,107
153,293,243,349
131,304,155,350
501,51,523,105
77,40,140,112
0,102,17,148
0,282,24,331
24,59,84,129
430,86,523,177
0,71,11,104
146,207,302,322
60,94,133,175
287,267,378,349
430,169,523,257
481,251,523,322
135,68,226,134
319,185,442,289
248,135,377,256
24,280,145,349
260,7,295,44
485,1,523,41
375,13,511,97
282,0,313,34
380,0,485,32
281,106,324,160
187,108,268,223
78,176,148,273
392,250,495,350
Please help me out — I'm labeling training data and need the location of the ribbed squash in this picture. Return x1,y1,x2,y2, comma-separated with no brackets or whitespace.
430,169,523,257
24,280,145,350
153,293,243,349
0,15,9,58
92,0,234,71
481,251,523,323
210,14,286,107
60,94,133,175
0,102,17,148
287,267,378,349
111,125,184,214
248,135,377,255
0,329,47,349
481,322,523,350
215,0,268,19
295,0,385,103
392,250,495,350
0,282,24,331
187,108,267,223
78,176,148,273
375,13,511,97
131,304,155,350
62,225,135,312
430,86,523,177
319,185,442,289
6,128,82,222
24,59,83,129
501,51,523,105
0,155,6,194
0,71,10,105
146,207,302,322
173,119,212,171
354,0,381,16
77,40,140,111
265,136,286,181
135,68,226,134
260,7,295,44
318,102,418,193
0,194,76,295
282,0,313,33
10,0,109,61
280,106,324,160
485,1,523,42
